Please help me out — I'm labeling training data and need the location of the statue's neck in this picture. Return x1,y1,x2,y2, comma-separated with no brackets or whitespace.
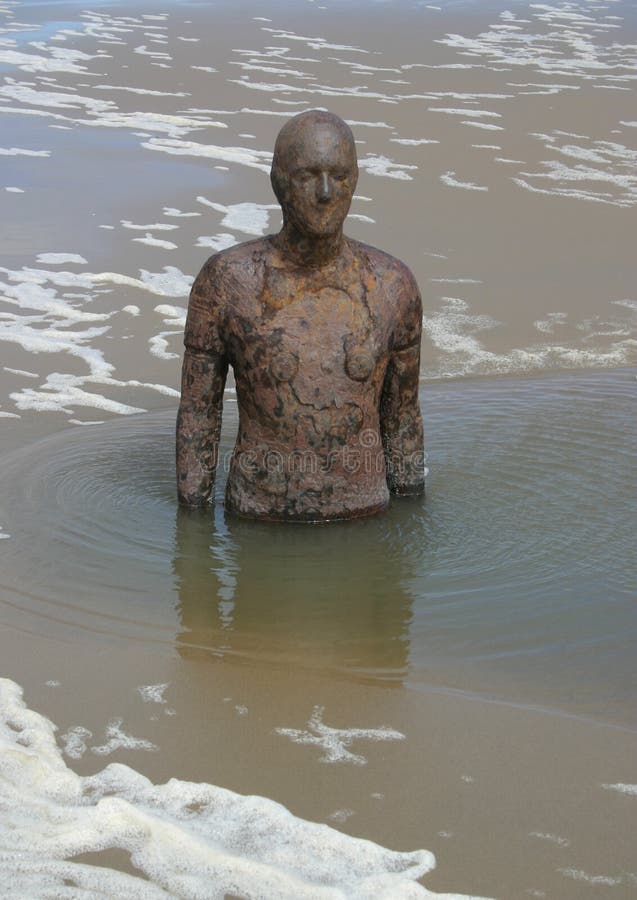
275,223,344,269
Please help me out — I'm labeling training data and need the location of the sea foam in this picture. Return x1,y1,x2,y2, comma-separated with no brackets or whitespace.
0,678,489,899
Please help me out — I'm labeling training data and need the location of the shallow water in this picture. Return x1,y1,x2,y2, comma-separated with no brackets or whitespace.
1,0,637,896
1,370,635,726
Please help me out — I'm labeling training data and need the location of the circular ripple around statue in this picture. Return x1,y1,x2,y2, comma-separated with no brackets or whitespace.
0,373,634,685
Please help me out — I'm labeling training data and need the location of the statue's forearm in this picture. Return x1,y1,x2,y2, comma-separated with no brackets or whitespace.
380,344,425,495
382,414,425,494
176,350,227,506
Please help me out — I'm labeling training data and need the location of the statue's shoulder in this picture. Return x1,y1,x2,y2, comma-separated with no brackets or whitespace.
346,238,419,293
197,236,272,280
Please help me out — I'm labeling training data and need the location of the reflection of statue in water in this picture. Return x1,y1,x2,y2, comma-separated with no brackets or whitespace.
173,505,415,681
177,110,424,521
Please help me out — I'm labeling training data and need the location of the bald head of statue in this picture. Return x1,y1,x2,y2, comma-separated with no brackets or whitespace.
270,110,359,240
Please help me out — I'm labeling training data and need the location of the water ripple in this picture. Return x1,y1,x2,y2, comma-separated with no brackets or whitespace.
0,370,635,720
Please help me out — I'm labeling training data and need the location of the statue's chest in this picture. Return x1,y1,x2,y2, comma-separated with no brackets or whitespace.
268,266,387,359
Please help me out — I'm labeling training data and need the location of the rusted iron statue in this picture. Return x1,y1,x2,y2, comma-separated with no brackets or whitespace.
176,110,424,522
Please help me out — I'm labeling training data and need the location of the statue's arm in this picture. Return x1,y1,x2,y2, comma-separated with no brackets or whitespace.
380,272,425,495
176,264,228,507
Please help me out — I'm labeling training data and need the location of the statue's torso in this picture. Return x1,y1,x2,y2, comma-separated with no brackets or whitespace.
214,237,411,521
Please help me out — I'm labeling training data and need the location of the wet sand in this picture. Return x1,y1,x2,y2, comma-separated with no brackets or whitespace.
3,625,637,899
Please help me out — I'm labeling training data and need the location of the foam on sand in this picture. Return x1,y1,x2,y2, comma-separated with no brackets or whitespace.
275,705,406,766
0,146,50,156
601,783,637,796
137,683,169,704
132,233,178,250
36,252,88,265
0,678,489,899
196,196,278,236
440,171,489,192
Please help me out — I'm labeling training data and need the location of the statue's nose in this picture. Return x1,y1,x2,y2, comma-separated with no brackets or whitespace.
317,171,332,202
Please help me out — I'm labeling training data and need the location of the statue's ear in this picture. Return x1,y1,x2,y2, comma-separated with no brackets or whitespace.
270,166,287,205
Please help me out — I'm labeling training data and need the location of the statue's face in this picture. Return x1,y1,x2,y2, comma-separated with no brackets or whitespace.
278,121,358,238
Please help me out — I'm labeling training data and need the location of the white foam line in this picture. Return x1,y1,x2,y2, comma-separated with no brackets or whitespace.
0,46,94,74
436,16,637,81
5,186,24,192
229,78,400,103
0,82,115,114
94,84,190,97
154,304,186,326
196,197,277,236
10,380,145,416
237,49,320,66
612,300,637,311
346,119,393,129
36,253,87,265
430,278,482,284
239,106,313,118
104,377,178,398
402,63,477,71
25,265,189,297
423,295,637,378
0,146,50,156
149,331,181,360
90,111,225,138
3,367,38,378
196,234,238,252
512,174,633,207
390,138,439,145
231,61,313,78
133,44,171,60
141,137,272,172
558,869,623,887
428,108,501,118
339,61,401,75
440,171,489,191
260,28,369,55
132,234,178,250
1,279,110,323
163,207,200,218
359,154,416,180
534,312,568,334
460,121,504,131
528,831,570,847
601,783,637,796
121,220,179,231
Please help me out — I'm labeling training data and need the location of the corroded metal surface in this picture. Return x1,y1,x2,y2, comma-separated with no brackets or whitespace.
177,110,424,522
